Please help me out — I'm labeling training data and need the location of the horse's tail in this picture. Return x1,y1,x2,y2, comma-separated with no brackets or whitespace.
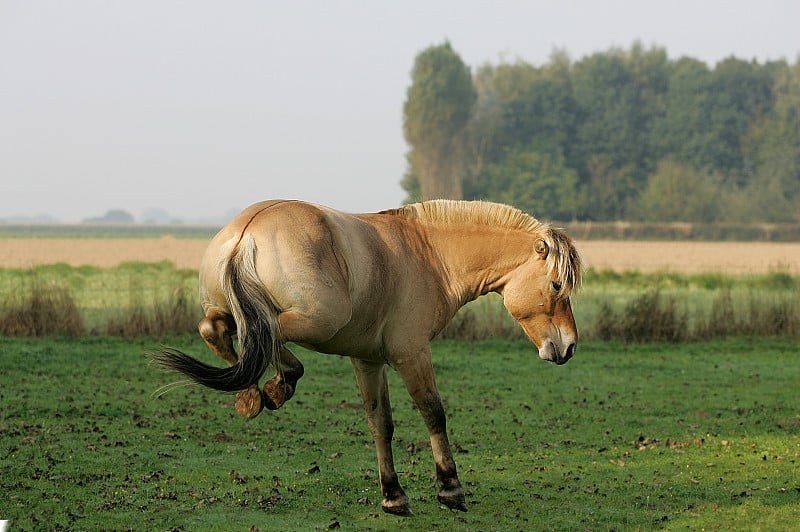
153,234,278,392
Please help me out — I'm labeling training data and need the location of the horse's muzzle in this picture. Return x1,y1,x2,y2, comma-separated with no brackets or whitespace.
539,340,576,365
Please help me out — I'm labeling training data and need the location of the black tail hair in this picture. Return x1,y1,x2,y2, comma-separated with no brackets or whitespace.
151,235,277,392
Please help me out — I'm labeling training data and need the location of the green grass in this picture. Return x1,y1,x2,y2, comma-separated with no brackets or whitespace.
441,269,800,341
1,263,798,341
0,262,200,333
1,336,798,530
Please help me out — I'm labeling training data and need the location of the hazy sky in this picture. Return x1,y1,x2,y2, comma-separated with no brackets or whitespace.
2,1,799,222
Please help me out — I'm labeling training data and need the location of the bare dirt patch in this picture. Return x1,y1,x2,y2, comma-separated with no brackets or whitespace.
1,237,798,274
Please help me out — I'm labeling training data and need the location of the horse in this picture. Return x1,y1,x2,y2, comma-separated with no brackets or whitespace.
153,199,583,516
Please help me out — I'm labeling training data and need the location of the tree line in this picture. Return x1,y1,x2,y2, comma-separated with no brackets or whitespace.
401,42,800,223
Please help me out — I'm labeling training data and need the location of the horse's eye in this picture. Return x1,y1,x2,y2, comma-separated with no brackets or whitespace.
551,281,562,292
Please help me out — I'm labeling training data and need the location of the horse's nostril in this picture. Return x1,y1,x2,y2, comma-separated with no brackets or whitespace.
565,343,576,359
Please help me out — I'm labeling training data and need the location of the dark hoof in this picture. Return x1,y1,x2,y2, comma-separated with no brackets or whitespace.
438,493,468,512
382,498,413,516
234,386,264,419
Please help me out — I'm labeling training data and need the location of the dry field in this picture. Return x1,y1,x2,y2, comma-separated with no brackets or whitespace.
0,236,799,274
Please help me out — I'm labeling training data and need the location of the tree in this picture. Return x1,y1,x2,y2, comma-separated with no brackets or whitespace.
83,209,135,224
480,143,582,220
584,155,638,220
652,56,777,180
571,50,643,174
570,46,669,218
743,60,800,221
650,57,714,170
634,160,722,222
399,153,422,204
398,42,796,223
403,42,476,200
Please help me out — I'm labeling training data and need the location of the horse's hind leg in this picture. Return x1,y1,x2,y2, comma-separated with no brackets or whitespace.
259,303,348,411
262,346,304,410
234,346,304,415
198,310,238,365
198,310,264,418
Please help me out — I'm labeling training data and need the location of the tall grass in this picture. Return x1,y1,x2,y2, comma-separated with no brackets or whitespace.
0,264,797,341
0,277,85,337
103,285,198,337
585,269,800,342
591,288,800,342
0,263,200,338
592,290,689,342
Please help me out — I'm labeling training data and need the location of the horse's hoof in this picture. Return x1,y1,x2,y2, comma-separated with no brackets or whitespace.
381,499,413,516
263,376,293,410
234,386,264,418
438,492,468,512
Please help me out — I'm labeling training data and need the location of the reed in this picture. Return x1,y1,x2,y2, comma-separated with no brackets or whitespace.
0,264,797,341
0,277,85,336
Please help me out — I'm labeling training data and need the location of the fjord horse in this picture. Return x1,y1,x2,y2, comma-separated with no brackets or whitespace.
154,199,582,516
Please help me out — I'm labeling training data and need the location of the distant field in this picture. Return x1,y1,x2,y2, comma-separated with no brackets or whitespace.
1,237,799,274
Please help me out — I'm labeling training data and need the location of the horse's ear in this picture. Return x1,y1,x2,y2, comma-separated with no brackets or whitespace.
534,239,549,259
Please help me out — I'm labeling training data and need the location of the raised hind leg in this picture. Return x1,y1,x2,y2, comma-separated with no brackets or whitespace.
394,346,466,512
197,310,264,418
231,346,305,417
198,310,237,365
351,358,411,516
261,345,304,410
257,305,350,410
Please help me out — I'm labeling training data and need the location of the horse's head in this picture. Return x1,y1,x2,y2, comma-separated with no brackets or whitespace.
500,233,582,365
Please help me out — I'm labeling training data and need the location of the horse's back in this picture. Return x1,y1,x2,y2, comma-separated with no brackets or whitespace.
200,201,392,340
201,200,342,300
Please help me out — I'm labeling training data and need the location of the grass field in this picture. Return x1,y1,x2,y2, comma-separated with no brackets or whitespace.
2,262,798,341
1,335,798,530
0,240,798,529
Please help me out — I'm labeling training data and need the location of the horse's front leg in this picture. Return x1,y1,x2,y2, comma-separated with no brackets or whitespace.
351,358,412,516
395,346,467,512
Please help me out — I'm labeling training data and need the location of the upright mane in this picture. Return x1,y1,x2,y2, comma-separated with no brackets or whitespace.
384,200,584,296
386,199,545,233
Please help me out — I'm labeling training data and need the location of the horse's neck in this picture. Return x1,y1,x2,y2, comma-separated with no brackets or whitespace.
424,225,532,304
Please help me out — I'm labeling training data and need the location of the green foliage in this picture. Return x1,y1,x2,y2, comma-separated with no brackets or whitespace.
743,60,800,222
403,41,476,200
635,160,723,222
477,143,582,220
2,336,799,529
103,285,198,337
584,282,800,342
0,262,200,335
401,42,800,223
571,49,653,180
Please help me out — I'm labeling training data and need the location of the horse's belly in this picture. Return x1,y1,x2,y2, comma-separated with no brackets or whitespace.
298,324,386,361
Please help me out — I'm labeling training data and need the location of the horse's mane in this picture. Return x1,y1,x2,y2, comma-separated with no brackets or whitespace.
384,200,583,296
387,199,546,234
